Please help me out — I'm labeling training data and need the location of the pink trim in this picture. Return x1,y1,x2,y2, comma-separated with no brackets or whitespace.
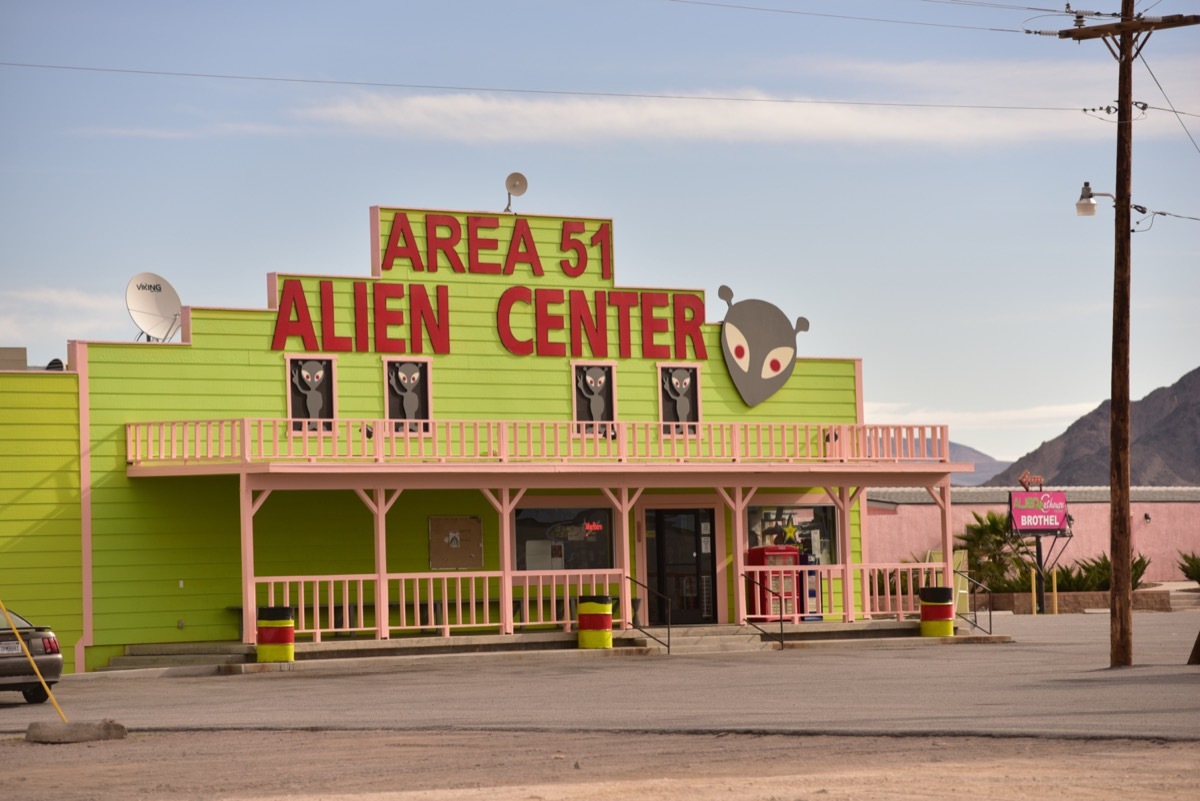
369,207,382,278
179,307,192,344
70,341,92,673
853,359,864,424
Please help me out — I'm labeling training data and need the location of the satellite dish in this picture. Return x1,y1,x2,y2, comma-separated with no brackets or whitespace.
125,272,182,342
504,172,528,213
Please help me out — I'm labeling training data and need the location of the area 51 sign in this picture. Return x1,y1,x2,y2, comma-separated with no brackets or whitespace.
1010,491,1069,533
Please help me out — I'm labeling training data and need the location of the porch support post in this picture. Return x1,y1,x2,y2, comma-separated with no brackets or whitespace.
355,487,403,640
925,480,955,590
823,485,863,623
481,487,526,635
716,486,756,625
602,486,644,629
240,477,270,645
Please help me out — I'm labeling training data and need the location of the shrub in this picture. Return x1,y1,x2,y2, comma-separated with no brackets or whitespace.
1179,551,1200,584
1074,552,1151,591
989,552,1151,594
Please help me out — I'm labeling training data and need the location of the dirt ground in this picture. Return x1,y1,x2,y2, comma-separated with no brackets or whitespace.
2,729,1197,801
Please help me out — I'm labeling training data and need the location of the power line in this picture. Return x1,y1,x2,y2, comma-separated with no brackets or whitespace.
1138,53,1200,155
918,0,1068,12
666,0,1031,33
0,61,1083,112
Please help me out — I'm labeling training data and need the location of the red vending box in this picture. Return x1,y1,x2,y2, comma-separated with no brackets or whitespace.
745,545,800,619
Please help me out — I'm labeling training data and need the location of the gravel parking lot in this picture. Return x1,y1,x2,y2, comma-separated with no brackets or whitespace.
2,612,1197,800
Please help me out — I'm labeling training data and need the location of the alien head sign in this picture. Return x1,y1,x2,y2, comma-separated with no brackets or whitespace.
718,285,810,407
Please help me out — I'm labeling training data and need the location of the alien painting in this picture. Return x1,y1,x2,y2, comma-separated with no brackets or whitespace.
290,358,332,431
574,364,614,438
717,285,810,407
388,361,429,433
659,366,697,435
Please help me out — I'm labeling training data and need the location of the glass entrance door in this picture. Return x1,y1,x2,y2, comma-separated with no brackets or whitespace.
645,508,717,625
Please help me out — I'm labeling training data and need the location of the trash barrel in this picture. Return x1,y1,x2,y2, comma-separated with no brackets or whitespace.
256,606,295,663
918,587,955,637
577,595,613,649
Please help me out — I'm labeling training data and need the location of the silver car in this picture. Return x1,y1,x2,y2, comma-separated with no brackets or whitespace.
0,610,64,704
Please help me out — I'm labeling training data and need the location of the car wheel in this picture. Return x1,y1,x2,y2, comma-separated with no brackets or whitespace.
22,686,50,704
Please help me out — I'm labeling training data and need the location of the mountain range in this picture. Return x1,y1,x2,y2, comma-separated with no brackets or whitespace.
969,365,1200,487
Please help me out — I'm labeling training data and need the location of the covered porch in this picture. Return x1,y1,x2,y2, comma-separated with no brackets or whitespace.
125,418,969,644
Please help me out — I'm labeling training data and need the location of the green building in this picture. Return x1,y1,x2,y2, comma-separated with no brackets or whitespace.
1,205,965,672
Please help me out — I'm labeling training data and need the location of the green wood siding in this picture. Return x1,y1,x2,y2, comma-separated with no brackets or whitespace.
0,372,83,674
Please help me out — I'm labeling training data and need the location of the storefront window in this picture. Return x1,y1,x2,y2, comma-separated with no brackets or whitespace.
748,506,837,564
515,507,613,570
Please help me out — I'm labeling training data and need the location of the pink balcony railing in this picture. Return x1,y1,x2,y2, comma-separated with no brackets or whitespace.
861,562,948,620
128,419,952,468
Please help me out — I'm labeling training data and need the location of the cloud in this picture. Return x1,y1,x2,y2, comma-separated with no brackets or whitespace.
865,399,1100,431
292,54,1197,145
0,287,131,364
296,89,1112,145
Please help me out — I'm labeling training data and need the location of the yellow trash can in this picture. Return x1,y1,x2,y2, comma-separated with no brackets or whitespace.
256,606,295,663
918,587,955,637
577,595,613,649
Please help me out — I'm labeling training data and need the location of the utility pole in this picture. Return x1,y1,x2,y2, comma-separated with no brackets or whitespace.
1058,5,1199,668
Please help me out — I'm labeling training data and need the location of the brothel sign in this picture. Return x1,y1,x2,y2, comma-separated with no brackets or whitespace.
1010,491,1069,533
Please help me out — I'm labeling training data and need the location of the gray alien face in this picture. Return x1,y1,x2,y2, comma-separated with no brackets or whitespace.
297,360,326,389
718,285,809,407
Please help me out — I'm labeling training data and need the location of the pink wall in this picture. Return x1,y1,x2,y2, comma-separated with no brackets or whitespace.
868,498,1200,583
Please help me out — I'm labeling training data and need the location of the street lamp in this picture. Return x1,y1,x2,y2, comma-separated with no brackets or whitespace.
1075,182,1114,217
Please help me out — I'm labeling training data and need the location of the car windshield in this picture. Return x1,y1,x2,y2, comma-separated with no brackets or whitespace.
2,610,34,629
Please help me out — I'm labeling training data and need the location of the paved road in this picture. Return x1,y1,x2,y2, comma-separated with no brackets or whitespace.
3,611,1198,740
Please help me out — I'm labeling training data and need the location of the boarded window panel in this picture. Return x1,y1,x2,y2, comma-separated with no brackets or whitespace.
428,516,483,570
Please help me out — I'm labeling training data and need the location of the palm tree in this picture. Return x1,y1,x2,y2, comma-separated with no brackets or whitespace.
956,511,1025,590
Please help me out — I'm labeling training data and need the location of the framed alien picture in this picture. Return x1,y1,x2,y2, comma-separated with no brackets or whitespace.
287,356,334,432
659,365,698,436
385,358,431,434
572,363,615,437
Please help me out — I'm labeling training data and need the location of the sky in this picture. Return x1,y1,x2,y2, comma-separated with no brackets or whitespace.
1,0,1197,462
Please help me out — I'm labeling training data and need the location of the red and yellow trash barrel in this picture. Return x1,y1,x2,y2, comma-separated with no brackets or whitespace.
577,595,613,649
918,587,955,637
256,606,295,663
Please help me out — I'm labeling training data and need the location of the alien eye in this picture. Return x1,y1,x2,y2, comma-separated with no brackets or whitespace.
302,371,312,382
595,376,605,388
724,323,751,373
681,377,690,390
314,370,324,383
587,376,595,388
400,373,409,384
760,346,794,380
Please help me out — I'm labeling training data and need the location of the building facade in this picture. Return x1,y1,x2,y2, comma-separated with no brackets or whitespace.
1,204,969,673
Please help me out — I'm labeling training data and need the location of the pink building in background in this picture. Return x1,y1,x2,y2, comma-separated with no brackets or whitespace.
867,487,1200,584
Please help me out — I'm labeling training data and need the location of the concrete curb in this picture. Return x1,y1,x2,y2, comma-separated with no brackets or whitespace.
26,719,127,744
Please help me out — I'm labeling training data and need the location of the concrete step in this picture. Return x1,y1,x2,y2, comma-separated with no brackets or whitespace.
1169,592,1200,610
124,642,254,657
102,653,251,671
660,638,778,655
